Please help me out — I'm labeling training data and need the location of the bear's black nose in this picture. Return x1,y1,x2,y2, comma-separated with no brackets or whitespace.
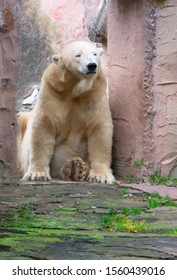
87,63,97,73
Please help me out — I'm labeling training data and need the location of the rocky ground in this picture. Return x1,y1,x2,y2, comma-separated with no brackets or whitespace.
0,181,177,260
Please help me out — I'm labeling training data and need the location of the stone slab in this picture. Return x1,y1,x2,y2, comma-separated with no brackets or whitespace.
0,182,177,260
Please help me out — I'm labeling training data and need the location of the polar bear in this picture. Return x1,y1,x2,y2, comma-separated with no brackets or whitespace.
18,40,115,184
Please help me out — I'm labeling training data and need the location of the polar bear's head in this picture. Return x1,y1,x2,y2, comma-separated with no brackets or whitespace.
53,41,103,78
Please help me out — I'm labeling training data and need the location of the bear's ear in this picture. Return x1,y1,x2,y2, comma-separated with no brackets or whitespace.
52,54,61,65
96,43,103,56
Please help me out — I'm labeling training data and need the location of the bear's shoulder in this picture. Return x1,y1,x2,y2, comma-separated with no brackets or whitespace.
42,62,71,92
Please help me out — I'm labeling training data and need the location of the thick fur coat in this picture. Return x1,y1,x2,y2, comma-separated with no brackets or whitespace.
18,41,115,184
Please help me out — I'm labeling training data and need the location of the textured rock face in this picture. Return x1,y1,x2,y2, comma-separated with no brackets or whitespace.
152,3,177,178
108,1,147,177
108,0,177,178
0,0,18,182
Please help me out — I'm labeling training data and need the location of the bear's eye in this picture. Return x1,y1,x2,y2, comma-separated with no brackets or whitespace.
93,53,97,56
75,54,81,57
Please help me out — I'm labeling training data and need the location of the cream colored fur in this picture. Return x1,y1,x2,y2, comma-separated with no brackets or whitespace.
18,40,115,184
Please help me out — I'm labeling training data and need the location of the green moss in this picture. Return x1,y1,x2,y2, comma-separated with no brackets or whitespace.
0,233,54,260
103,200,122,208
163,228,177,235
54,207,78,212
0,204,105,259
0,204,101,231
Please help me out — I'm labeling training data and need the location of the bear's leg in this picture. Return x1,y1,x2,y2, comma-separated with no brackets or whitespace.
86,121,115,184
60,157,89,181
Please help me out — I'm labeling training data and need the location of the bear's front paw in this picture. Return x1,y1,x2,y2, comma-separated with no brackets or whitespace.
22,170,51,181
87,166,115,184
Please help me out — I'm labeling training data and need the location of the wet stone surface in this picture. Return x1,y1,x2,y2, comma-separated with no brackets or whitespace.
0,182,177,259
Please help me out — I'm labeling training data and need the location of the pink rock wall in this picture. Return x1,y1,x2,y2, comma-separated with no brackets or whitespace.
0,0,18,182
153,1,177,178
40,0,89,44
108,0,177,179
108,0,147,177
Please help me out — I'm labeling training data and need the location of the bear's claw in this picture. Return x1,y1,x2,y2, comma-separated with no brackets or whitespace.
87,168,115,184
22,171,51,181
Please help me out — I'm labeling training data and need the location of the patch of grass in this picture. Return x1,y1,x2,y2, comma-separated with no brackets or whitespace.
121,188,129,195
149,171,177,186
133,160,144,168
170,178,177,185
121,207,142,215
147,193,177,209
149,172,169,185
102,192,177,233
123,175,135,183
101,209,150,233
116,218,150,233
